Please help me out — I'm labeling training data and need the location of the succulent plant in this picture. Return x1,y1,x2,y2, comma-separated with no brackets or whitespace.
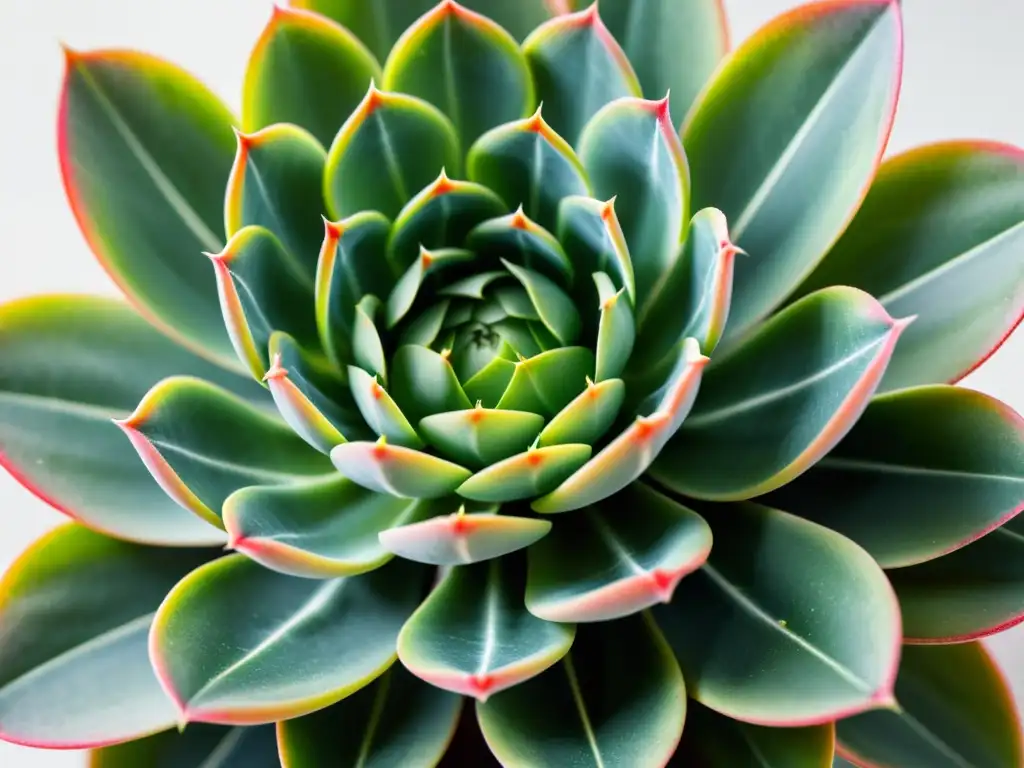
1,0,1023,765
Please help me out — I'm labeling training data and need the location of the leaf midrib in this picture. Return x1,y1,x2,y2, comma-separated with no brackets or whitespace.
0,390,125,421
816,456,1024,484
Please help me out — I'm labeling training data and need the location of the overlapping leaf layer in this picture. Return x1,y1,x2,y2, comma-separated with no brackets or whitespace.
1,1,1023,766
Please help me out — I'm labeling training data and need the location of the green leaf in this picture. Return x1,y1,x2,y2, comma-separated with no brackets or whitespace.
243,6,381,148
117,376,332,529
331,439,472,498
888,515,1024,644
593,271,635,381
222,476,430,578
463,355,517,409
457,444,592,503
59,49,239,367
315,211,393,368
0,295,266,546
467,210,575,285
650,287,909,501
532,338,707,514
382,1,534,148
536,378,625,447
90,725,279,767
598,0,729,121
208,225,317,380
837,643,1023,768
387,247,475,327
763,385,1024,569
351,295,388,383
467,109,590,230
388,172,507,272
325,84,460,220
347,365,424,448
398,556,573,701
791,141,1024,391
0,524,211,747
389,345,473,425
684,1,903,344
496,347,595,417
419,407,545,468
478,611,685,767
527,483,711,622
673,701,835,768
655,501,901,726
557,195,635,305
578,96,689,326
278,665,461,768
523,6,642,146
151,555,427,724
502,259,581,345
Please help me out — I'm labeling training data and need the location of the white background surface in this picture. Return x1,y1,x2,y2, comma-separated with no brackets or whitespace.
1,1,1022,764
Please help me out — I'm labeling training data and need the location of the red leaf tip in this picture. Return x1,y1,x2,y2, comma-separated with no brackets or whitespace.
600,196,618,222
322,215,345,240
262,353,289,382
510,205,530,230
645,92,673,125
469,673,495,701
429,168,457,197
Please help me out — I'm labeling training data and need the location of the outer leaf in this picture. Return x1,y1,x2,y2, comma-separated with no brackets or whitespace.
792,141,1024,391
398,557,574,700
889,515,1024,644
457,444,592,503
468,108,590,230
477,612,685,768
837,643,1023,768
526,483,712,622
0,524,210,748
578,96,689,326
90,725,279,768
59,49,238,367
117,376,332,529
523,5,642,146
764,385,1024,568
222,477,429,578
673,701,835,768
150,555,427,724
382,1,535,147
277,666,461,768
243,6,381,148
0,295,265,545
655,501,901,726
331,439,471,498
598,0,729,121
684,0,903,344
325,84,460,219
650,287,909,501
225,124,326,277
419,407,545,469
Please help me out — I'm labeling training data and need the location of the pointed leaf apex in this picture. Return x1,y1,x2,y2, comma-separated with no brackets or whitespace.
358,80,387,118
510,205,531,230
646,92,673,124
262,353,289,382
322,215,344,239
430,168,457,197
894,314,918,331
634,412,671,442
600,196,618,221
682,337,710,366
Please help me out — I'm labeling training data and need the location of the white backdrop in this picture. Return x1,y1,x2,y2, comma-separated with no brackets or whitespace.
1,1,1021,765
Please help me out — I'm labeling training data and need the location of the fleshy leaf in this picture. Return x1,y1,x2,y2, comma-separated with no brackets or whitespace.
527,483,711,623
593,271,636,381
331,439,471,498
324,84,460,219
501,259,581,345
277,666,461,768
90,725,279,767
467,108,590,230
578,96,689,326
151,555,427,724
389,345,473,425
889,515,1024,644
457,444,592,503
243,6,381,148
598,0,729,121
0,524,211,748
225,124,326,277
495,347,595,417
387,247,475,327
208,226,317,381
222,476,432,578
477,612,685,768
532,338,707,514
837,643,1023,768
655,501,901,726
382,1,534,148
418,407,545,468
0,295,265,546
536,378,625,447
116,376,332,529
557,195,635,305
523,5,642,145
764,385,1024,568
59,49,239,367
463,356,518,409
792,141,1024,391
347,366,423,448
398,557,573,700
352,295,388,382
684,0,903,343
650,287,910,501
467,210,574,285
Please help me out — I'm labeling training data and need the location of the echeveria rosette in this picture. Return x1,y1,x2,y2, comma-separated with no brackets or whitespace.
1,1,1023,766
